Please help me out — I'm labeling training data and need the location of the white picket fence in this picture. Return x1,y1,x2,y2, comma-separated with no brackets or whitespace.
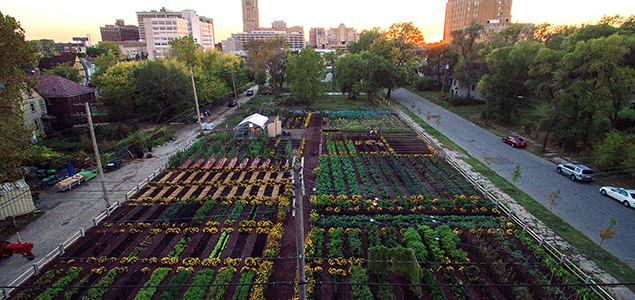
1,132,201,299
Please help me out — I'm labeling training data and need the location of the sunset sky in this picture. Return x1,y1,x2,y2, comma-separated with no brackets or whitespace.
3,0,635,44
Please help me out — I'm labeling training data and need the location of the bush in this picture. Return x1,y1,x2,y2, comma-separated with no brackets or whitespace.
415,77,440,91
159,270,192,300
134,268,171,300
182,269,215,300
82,267,126,300
350,266,373,300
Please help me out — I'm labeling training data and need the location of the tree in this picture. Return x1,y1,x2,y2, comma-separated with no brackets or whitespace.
0,12,39,182
357,52,397,103
599,215,617,247
485,23,529,48
95,61,139,120
385,22,424,45
197,51,239,105
244,37,289,97
451,24,486,98
322,51,338,90
593,130,635,170
510,164,522,183
29,39,58,58
132,60,192,123
43,61,80,82
287,46,326,106
347,28,382,54
91,41,124,80
334,54,365,98
480,40,541,123
547,190,561,211
167,36,203,67
380,23,425,98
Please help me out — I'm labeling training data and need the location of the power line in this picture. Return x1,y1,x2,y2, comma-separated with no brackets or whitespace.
4,278,633,290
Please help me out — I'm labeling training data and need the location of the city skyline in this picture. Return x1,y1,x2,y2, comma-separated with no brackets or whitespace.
4,0,635,44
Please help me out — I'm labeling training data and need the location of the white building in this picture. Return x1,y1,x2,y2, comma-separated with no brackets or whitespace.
308,24,358,50
230,21,305,51
139,9,215,60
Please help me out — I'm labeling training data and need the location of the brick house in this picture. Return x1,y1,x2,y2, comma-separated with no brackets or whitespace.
31,74,99,128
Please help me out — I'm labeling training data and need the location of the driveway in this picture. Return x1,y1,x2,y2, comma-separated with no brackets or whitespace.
0,87,258,286
393,88,635,269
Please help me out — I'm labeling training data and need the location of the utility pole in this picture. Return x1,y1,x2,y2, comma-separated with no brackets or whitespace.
440,63,449,102
85,103,111,209
293,157,307,300
230,69,239,101
543,72,562,152
188,67,204,135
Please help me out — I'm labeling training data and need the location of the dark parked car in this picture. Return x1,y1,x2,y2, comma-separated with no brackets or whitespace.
502,136,527,148
228,100,237,107
246,90,254,96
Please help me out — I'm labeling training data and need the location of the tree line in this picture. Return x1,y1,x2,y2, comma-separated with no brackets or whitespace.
425,16,635,173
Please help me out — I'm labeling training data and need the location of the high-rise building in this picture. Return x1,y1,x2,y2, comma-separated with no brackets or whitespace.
327,24,359,50
136,7,182,41
443,0,513,42
309,28,328,48
137,8,215,60
227,2,304,53
242,0,259,32
100,20,140,42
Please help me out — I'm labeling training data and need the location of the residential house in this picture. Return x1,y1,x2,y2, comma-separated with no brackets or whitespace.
450,79,484,100
31,74,99,128
38,52,89,85
21,89,51,134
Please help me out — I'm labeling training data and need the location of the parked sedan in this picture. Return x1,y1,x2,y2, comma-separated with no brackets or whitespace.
599,186,635,208
245,89,254,96
556,163,595,182
502,136,527,148
228,100,237,107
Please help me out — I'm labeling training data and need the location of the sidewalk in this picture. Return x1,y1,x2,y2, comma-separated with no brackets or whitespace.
0,86,255,285
0,123,200,285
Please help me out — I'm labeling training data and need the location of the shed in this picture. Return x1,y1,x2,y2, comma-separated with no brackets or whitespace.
234,113,269,138
266,116,283,137
0,179,36,220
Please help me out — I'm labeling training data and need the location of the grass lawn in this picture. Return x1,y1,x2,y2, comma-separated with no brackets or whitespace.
411,90,545,141
396,101,635,293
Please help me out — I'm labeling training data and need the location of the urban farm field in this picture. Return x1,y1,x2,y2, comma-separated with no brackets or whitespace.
11,111,602,300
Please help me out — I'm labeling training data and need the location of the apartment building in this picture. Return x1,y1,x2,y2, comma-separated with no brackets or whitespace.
308,24,358,50
443,0,513,42
138,9,215,60
100,19,140,42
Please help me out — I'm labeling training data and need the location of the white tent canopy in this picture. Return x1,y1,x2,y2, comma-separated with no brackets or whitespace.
235,113,269,130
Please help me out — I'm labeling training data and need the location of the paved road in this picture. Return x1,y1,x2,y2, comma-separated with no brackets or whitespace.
0,88,257,286
393,88,635,269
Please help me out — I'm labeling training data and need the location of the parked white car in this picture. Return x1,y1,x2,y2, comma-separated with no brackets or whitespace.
599,186,635,208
